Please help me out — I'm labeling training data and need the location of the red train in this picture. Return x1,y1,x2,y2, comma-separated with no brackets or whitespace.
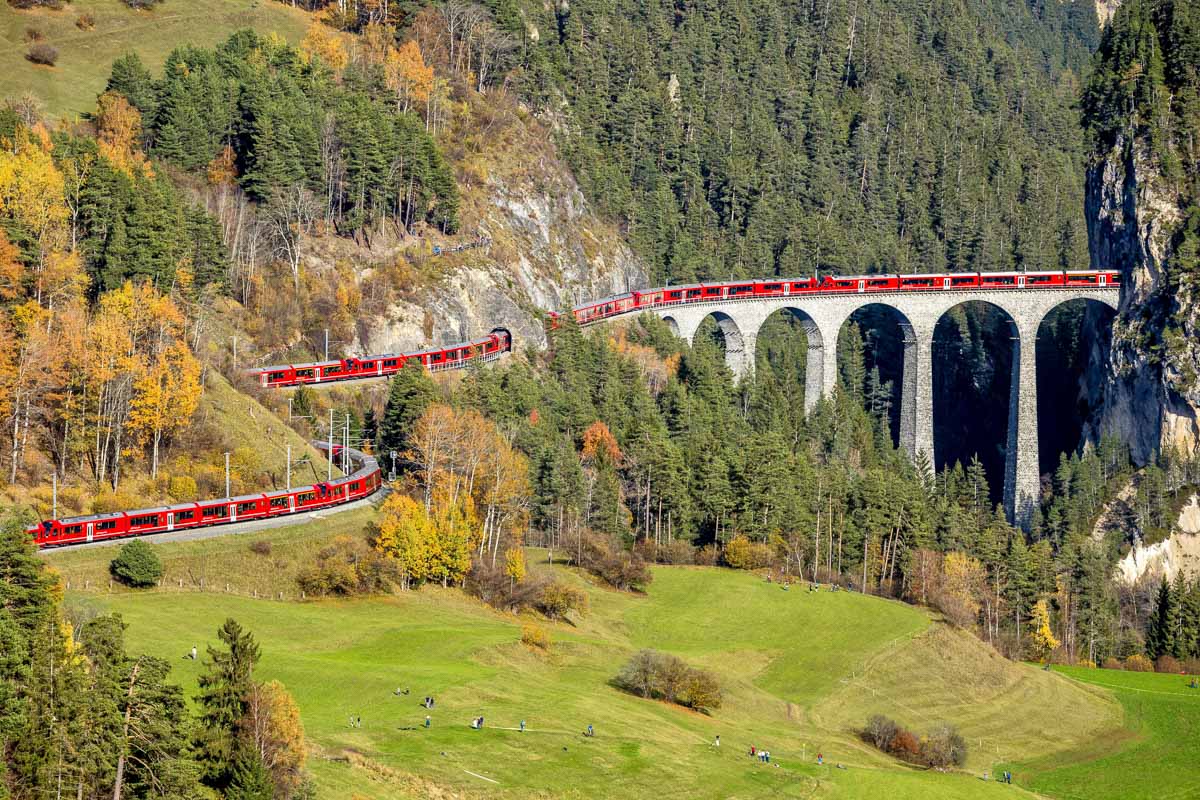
248,329,512,389
28,444,380,548
560,269,1121,327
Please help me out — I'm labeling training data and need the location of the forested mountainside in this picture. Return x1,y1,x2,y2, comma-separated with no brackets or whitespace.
1083,0,1200,466
500,0,1101,282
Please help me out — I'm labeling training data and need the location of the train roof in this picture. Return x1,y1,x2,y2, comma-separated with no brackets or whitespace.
164,501,200,512
228,493,268,504
59,511,126,524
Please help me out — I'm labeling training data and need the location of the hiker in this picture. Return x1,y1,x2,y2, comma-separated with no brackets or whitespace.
520,720,526,733
749,746,756,758
425,716,431,728
817,752,823,765
713,735,720,748
470,717,480,730
764,751,770,764
586,724,594,738
479,716,484,729
190,646,197,660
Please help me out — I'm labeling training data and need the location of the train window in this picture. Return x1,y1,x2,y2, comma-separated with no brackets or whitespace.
870,279,891,286
951,277,975,285
350,481,361,491
237,502,257,513
65,524,82,535
295,369,314,378
129,515,158,527
686,290,702,298
1071,275,1098,283
384,359,399,367
175,510,195,521
705,288,722,295
269,372,287,382
984,277,1014,285
903,279,934,286
1028,276,1053,283
270,497,290,508
296,492,315,502
729,286,753,295
202,506,228,518
97,520,118,531
362,362,374,369
431,353,442,362
325,366,342,375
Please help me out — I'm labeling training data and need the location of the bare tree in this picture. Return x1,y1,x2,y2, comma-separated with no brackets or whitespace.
265,184,319,292
473,22,518,92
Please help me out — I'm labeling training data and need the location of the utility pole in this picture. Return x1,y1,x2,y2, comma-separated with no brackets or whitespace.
324,329,329,361
343,413,350,473
224,452,231,499
327,408,334,481
232,336,237,369
287,397,292,421
286,444,291,492
52,472,57,519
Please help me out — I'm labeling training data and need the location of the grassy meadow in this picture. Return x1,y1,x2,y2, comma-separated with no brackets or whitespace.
0,0,310,117
1011,666,1200,800
45,523,1145,799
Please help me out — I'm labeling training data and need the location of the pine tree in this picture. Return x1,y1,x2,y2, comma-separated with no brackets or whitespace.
1146,575,1176,660
196,618,261,787
378,364,437,465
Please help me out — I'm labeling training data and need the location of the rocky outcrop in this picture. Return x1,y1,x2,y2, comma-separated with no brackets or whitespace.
327,107,647,356
1087,134,1200,465
1115,494,1200,584
1095,0,1121,27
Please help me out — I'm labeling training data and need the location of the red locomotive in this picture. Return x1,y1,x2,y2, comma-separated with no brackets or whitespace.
28,444,381,548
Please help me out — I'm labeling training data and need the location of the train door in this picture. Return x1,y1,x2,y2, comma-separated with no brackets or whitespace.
167,513,174,531
1017,275,1026,289
942,276,950,289
289,494,296,513
857,279,865,293
86,522,94,543
1099,273,1107,287
230,503,237,523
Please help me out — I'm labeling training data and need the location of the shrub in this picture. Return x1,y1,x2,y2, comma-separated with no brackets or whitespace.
1155,654,1182,674
535,580,588,621
249,540,272,556
659,540,695,565
614,649,722,712
1182,657,1200,676
520,623,550,650
1124,654,1154,672
694,544,720,566
866,714,898,750
110,540,162,587
580,534,652,591
24,27,44,42
168,474,198,500
921,723,968,768
1101,656,1124,670
123,0,163,7
297,536,401,597
26,44,59,66
465,558,547,612
75,12,95,29
723,536,777,570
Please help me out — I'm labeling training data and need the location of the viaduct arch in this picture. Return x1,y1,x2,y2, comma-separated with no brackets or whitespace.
645,288,1118,529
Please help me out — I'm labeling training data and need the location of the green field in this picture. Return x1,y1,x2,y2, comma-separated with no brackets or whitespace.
47,525,1143,799
1011,666,1200,800
1,0,310,117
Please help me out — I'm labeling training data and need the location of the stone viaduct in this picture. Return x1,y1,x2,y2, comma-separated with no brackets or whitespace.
620,287,1118,529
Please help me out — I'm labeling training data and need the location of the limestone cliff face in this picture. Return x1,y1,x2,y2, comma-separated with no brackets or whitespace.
351,110,646,356
1115,494,1200,584
1086,134,1200,465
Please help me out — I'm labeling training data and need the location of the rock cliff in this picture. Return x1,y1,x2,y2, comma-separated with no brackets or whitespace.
349,106,646,356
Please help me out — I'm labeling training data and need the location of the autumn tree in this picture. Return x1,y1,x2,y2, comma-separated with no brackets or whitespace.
299,21,348,72
128,340,202,478
1030,599,1060,664
94,90,149,176
372,492,435,587
239,680,307,798
386,40,434,114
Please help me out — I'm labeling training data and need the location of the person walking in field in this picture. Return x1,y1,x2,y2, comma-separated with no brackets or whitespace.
713,735,720,748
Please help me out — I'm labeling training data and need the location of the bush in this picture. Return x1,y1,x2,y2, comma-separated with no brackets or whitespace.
520,623,550,650
123,0,163,7
75,12,94,29
1182,657,1200,676
464,558,547,612
110,540,162,587
580,534,652,591
1124,654,1154,672
866,714,898,750
535,580,588,621
249,540,272,556
168,474,198,501
659,540,695,564
1155,654,1182,674
26,43,58,66
297,536,401,597
921,723,968,768
694,544,720,566
24,27,44,42
1101,656,1124,670
614,649,722,713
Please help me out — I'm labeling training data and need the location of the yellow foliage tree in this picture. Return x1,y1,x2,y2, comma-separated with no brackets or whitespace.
428,480,480,587
0,229,22,301
386,40,434,114
300,21,348,72
128,340,202,478
1030,599,1060,664
374,493,436,587
242,680,307,797
504,547,526,590
940,551,987,627
94,91,150,177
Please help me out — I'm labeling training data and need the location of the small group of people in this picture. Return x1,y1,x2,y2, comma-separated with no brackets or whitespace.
394,687,410,696
470,716,485,729
348,715,363,728
423,696,436,709
748,746,771,763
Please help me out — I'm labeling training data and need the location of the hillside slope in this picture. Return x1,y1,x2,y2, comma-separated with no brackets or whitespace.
49,531,1124,798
